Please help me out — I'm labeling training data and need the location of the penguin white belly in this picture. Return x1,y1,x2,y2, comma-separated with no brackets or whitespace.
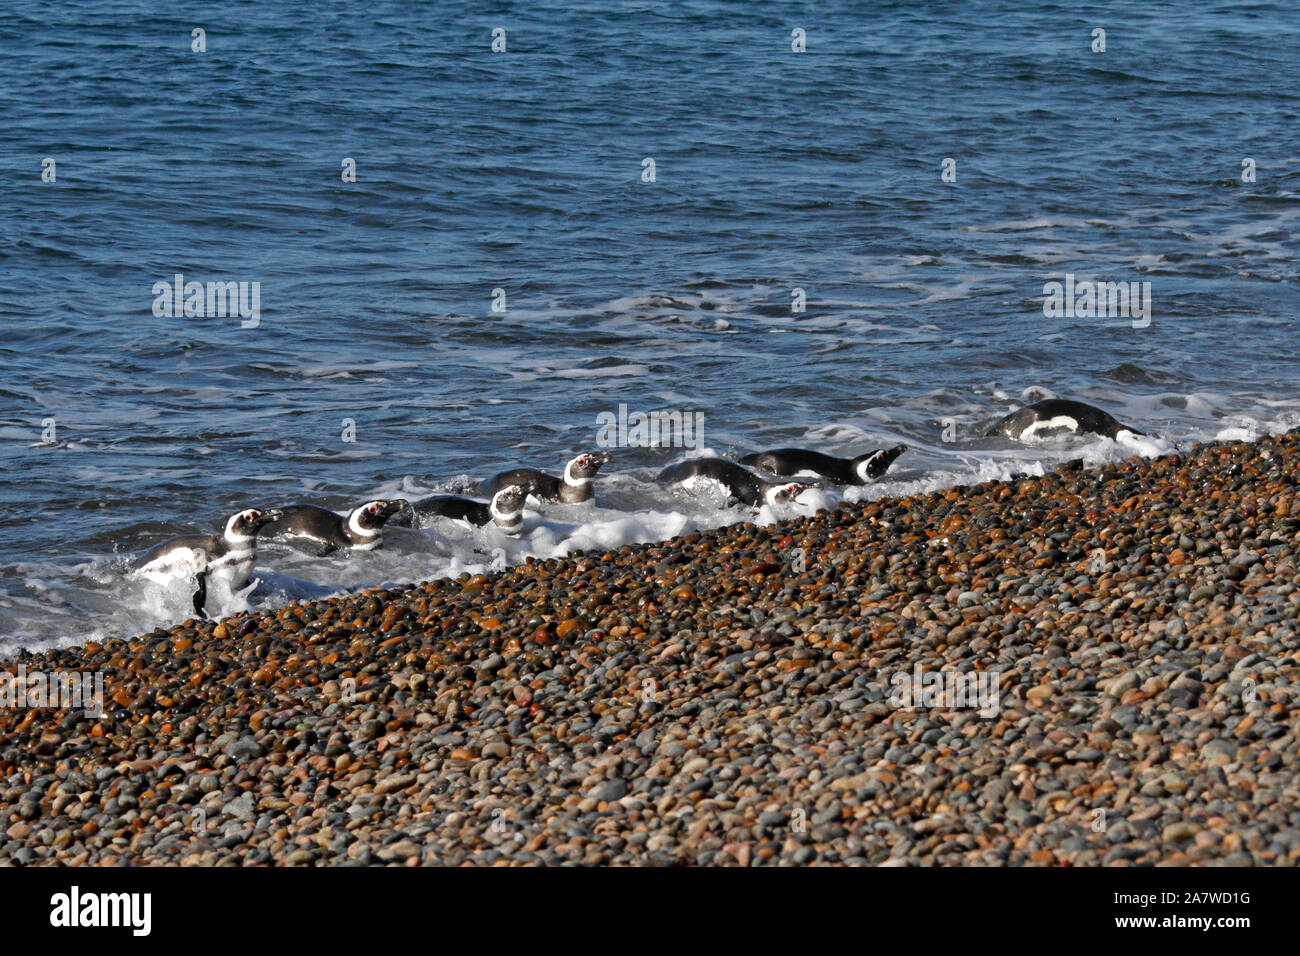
137,547,207,583
1019,415,1079,440
207,548,255,588
680,475,728,497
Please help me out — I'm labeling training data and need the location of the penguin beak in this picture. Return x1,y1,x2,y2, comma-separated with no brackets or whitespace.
376,500,406,518
256,509,283,528
497,484,528,508
867,445,907,477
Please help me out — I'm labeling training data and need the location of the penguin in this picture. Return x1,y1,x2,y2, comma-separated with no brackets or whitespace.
482,451,611,504
991,399,1144,442
135,507,283,618
656,457,813,508
409,483,530,536
261,499,408,556
739,444,907,484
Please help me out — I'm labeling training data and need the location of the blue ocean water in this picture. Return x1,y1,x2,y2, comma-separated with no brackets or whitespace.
2,1,1298,649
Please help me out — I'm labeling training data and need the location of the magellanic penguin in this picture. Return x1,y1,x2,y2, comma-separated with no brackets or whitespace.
482,451,611,504
135,507,283,618
409,483,531,536
262,499,408,555
991,399,1144,442
740,444,907,484
656,457,813,508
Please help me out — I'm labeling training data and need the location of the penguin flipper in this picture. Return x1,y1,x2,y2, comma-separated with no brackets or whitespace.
192,570,209,619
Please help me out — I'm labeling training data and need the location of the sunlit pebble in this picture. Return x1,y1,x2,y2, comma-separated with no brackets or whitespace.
1,431,1299,864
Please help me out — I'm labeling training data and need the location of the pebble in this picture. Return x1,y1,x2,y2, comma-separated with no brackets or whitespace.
1,431,1299,866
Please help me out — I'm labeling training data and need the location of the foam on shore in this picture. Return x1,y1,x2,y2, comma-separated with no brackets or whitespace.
1,431,1298,865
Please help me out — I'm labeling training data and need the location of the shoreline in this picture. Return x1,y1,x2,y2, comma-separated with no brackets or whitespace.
2,432,1299,865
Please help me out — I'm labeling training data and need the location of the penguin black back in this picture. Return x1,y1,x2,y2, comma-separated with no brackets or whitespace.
739,444,907,484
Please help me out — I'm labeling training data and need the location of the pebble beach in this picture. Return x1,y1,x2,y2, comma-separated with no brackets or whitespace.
3,432,1299,866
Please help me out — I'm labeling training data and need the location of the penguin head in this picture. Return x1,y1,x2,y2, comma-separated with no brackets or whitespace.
351,499,407,533
225,508,282,541
491,482,530,516
565,451,611,483
766,481,811,506
490,483,530,534
854,444,907,481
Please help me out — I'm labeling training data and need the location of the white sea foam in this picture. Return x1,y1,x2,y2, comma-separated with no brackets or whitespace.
5,391,1299,656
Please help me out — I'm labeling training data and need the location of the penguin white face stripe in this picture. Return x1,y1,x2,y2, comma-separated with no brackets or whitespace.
224,509,260,542
490,491,525,522
563,459,593,486
765,483,804,506
348,504,383,538
856,451,884,482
